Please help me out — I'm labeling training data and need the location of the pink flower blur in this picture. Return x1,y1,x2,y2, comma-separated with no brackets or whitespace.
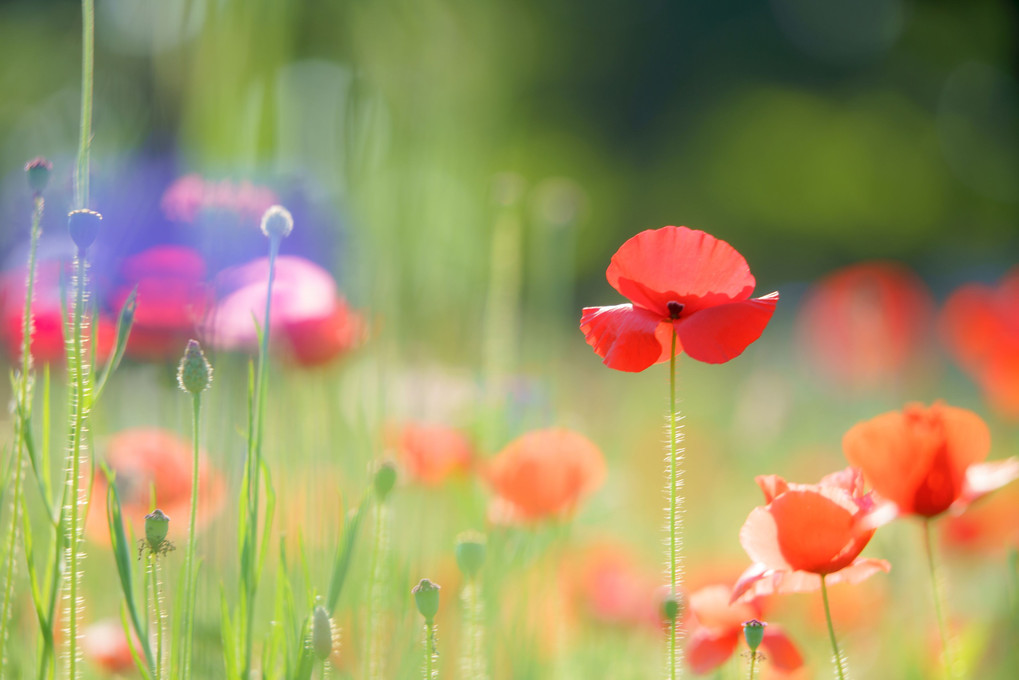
161,174,279,225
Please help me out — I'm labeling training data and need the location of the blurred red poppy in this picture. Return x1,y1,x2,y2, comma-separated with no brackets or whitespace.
940,269,1019,419
0,261,115,365
842,402,1019,520
485,428,605,523
82,618,138,674
580,226,779,372
686,584,803,675
385,422,474,485
207,255,365,366
796,262,934,390
942,482,1019,555
732,468,889,602
86,428,225,546
113,246,211,361
561,542,661,630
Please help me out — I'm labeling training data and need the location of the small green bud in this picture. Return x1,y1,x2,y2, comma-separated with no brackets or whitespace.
661,590,683,626
454,531,486,579
144,509,170,552
260,205,293,240
177,339,213,394
25,157,52,195
311,605,334,661
742,619,766,651
412,578,440,622
68,209,102,251
373,460,397,502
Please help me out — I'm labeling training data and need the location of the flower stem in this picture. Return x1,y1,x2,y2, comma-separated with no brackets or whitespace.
924,518,957,678
666,329,684,679
181,393,202,678
820,574,847,680
747,652,757,680
149,553,166,680
75,0,94,210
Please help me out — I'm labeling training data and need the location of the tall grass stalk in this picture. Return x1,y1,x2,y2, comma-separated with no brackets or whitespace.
0,173,46,676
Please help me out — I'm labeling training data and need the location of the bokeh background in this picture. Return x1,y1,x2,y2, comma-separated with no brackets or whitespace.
0,0,1017,678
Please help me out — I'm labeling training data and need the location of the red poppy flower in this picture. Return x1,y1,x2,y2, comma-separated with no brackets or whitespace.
561,541,661,630
86,428,225,545
207,256,365,366
82,618,139,674
731,468,890,603
113,246,211,361
686,584,803,675
0,261,115,365
842,401,1019,519
580,226,779,372
796,262,934,390
942,482,1019,555
385,422,474,485
940,269,1019,419
485,428,606,523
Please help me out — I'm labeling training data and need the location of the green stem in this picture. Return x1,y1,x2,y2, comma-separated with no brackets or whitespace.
181,394,202,678
423,620,437,680
747,652,757,680
75,0,94,209
820,575,847,680
66,251,90,680
924,519,957,678
667,329,682,679
150,554,165,680
1,193,44,675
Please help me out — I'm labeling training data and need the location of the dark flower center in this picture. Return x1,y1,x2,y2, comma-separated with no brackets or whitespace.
667,301,685,319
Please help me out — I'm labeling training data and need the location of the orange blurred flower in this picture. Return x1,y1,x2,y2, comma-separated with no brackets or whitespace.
82,618,139,674
842,402,1019,520
385,422,474,485
732,468,890,602
86,428,225,545
940,269,1019,419
686,584,803,675
561,542,661,630
941,482,1019,555
485,428,605,523
796,262,934,390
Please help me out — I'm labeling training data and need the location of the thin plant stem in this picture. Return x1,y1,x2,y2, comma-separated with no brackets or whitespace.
0,192,44,676
748,652,757,680
666,329,684,679
820,575,847,680
75,0,95,210
149,553,166,680
65,251,90,680
924,518,957,679
366,501,390,680
423,620,438,680
181,393,202,678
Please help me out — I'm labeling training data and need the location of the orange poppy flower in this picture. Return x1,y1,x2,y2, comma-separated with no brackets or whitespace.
385,422,474,485
86,428,225,545
82,618,139,674
796,262,934,390
485,428,605,523
686,584,803,675
942,482,1019,555
732,468,890,602
842,402,1019,519
560,541,661,630
940,269,1019,419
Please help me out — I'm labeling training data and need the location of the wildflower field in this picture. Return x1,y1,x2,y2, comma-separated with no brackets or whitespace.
1,1,1018,679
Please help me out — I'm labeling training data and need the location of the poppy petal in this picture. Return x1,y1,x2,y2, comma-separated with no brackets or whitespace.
739,509,794,572
760,625,804,672
606,226,757,316
674,292,779,364
730,562,771,604
686,628,739,674
768,489,867,574
955,458,1019,510
580,304,673,372
756,474,790,504
733,558,890,601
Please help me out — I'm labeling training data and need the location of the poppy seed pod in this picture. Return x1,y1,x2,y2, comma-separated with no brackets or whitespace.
412,578,440,622
68,209,102,251
25,157,52,194
260,205,294,240
144,509,170,552
311,605,333,661
373,461,397,502
177,339,213,395
661,591,682,625
742,619,766,651
454,531,486,578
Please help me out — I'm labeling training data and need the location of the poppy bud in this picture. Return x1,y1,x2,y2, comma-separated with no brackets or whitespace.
660,590,683,625
742,619,766,652
144,509,170,552
177,339,213,395
454,531,486,579
412,578,440,622
25,157,52,195
311,604,333,661
68,209,102,251
373,460,397,502
260,205,293,240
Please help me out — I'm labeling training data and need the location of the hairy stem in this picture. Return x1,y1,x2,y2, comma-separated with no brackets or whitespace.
820,575,848,680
